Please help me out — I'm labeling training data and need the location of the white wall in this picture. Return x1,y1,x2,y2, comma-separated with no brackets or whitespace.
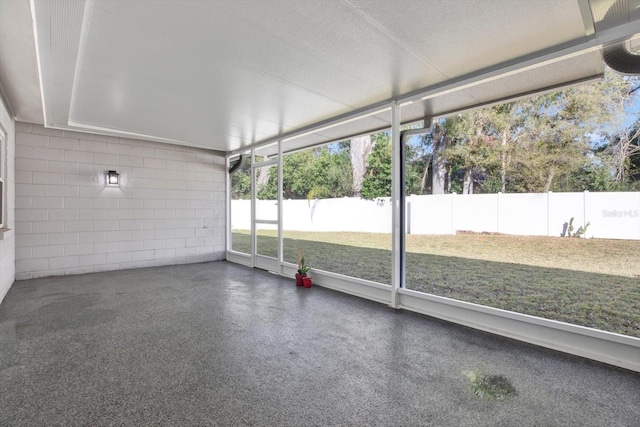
0,95,15,303
233,197,393,232
232,192,640,240
14,123,226,279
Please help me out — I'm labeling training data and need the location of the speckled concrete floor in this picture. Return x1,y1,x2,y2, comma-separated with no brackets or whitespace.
0,261,638,426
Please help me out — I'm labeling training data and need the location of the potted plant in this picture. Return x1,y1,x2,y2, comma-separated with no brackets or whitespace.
302,275,313,288
296,249,310,286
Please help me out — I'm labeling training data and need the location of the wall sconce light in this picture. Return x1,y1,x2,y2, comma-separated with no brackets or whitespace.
107,170,120,186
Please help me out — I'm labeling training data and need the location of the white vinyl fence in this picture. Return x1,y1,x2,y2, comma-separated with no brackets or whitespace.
232,191,640,240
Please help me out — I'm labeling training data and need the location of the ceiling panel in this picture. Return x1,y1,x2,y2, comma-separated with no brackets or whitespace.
69,0,449,150
2,0,640,154
462,53,603,104
71,4,345,149
94,0,447,99
0,0,42,122
49,0,84,127
279,110,391,156
272,51,604,157
344,0,588,79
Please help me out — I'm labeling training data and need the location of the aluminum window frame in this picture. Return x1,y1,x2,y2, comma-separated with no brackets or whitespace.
224,102,640,373
0,127,6,230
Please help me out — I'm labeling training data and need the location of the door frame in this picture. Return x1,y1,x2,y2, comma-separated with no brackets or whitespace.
250,145,283,273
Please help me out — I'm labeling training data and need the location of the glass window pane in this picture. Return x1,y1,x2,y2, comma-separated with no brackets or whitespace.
256,227,277,258
403,73,640,338
256,164,278,221
230,152,250,254
282,136,391,285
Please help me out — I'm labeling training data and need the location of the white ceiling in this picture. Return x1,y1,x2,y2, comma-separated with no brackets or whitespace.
0,0,639,154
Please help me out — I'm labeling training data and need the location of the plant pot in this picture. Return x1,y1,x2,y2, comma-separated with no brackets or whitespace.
295,273,306,286
302,277,312,288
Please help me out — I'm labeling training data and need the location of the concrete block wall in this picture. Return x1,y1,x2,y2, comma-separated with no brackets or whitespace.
0,96,15,302
14,122,225,280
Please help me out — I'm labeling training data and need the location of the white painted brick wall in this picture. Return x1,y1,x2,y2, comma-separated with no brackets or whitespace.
14,122,226,280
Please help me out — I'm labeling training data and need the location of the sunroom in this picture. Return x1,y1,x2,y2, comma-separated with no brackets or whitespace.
0,0,639,425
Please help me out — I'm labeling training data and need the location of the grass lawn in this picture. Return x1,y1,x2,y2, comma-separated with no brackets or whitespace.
232,230,640,338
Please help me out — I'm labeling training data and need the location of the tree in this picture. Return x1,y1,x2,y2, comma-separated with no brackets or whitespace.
434,70,635,194
489,102,523,192
307,144,353,199
430,121,449,194
443,112,502,194
257,145,354,200
245,70,640,200
349,135,373,197
510,78,621,192
230,157,251,199
563,162,624,192
404,141,425,195
400,121,439,195
360,133,392,199
591,73,640,186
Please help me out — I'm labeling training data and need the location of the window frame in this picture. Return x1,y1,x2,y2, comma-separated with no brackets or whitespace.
0,127,5,230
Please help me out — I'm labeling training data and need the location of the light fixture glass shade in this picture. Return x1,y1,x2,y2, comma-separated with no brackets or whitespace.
107,170,119,185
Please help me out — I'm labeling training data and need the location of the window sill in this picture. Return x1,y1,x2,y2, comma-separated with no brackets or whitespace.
0,228,13,240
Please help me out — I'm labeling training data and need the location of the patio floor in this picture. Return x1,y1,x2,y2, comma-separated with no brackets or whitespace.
0,261,638,426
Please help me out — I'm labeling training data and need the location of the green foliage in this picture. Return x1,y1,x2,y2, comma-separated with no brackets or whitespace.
404,143,425,195
241,71,640,199
579,222,591,238
361,133,392,199
566,217,591,238
256,145,354,201
433,70,640,194
256,165,277,200
464,371,517,401
297,256,310,275
231,169,251,199
297,248,310,275
505,88,604,192
230,156,252,199
563,163,625,192
438,103,520,193
307,145,353,199
480,175,504,193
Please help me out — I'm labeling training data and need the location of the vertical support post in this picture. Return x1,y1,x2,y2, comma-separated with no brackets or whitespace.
581,190,589,239
547,191,552,237
250,149,256,268
451,193,456,235
406,198,411,235
390,102,403,308
583,190,588,234
496,191,501,233
277,141,284,274
225,155,231,254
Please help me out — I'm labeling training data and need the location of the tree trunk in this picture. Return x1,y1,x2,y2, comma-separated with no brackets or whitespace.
256,165,270,188
463,169,474,194
432,137,447,194
349,135,373,197
543,166,556,192
420,155,432,193
432,154,446,194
